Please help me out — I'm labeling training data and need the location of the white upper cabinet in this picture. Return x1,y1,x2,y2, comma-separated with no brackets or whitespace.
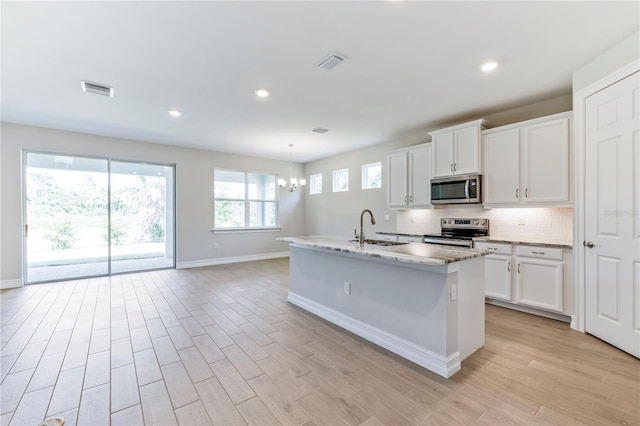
430,119,491,178
482,111,572,207
386,143,432,209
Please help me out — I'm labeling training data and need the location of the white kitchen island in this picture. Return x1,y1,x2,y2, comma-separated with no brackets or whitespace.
278,236,490,378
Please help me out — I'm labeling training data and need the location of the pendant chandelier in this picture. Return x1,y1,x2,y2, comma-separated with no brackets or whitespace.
278,144,306,192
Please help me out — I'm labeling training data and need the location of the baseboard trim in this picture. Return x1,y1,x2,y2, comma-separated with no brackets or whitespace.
1,279,24,290
288,291,460,378
176,251,289,269
485,298,571,323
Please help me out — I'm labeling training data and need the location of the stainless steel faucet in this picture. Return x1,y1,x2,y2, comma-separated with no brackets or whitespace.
359,209,376,247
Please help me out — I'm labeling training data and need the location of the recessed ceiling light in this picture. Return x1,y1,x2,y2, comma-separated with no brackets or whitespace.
481,61,498,72
255,89,269,97
168,109,182,117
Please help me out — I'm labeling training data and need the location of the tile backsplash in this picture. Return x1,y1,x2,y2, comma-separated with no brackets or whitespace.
396,206,573,243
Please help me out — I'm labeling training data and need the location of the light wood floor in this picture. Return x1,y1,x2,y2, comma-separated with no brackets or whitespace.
1,258,638,425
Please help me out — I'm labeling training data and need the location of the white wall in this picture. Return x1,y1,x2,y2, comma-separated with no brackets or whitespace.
303,95,573,238
0,122,305,284
573,31,639,93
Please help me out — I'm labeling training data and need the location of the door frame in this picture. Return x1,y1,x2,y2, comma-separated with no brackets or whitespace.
22,150,177,284
573,59,640,333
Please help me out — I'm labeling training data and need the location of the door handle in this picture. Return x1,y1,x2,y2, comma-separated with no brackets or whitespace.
583,241,594,249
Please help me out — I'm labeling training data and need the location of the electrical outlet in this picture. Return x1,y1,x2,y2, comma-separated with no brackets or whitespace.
518,217,526,226
384,214,390,221
214,243,219,249
450,284,457,302
343,281,351,295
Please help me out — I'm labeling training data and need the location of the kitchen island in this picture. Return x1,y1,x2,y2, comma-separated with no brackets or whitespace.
277,236,490,378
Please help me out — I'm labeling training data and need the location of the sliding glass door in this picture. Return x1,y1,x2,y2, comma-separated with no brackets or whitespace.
24,152,175,284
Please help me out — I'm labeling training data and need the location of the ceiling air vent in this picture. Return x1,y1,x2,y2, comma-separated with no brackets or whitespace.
317,52,346,71
81,81,114,97
312,127,330,134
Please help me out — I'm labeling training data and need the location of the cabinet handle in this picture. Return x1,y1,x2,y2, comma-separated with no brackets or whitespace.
517,263,520,273
507,261,511,272
453,163,457,172
488,247,498,251
450,163,454,172
515,188,519,198
409,195,413,203
404,195,408,204
525,188,528,198
531,251,545,255
25,224,29,237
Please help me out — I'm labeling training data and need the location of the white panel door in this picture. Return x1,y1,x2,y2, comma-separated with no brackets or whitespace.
408,146,431,206
585,71,640,358
483,128,520,204
387,151,408,208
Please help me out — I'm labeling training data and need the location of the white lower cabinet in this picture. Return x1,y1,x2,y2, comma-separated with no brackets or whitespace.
475,242,570,317
515,246,564,313
478,243,512,301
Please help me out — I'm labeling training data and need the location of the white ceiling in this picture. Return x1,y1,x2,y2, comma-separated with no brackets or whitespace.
2,1,638,163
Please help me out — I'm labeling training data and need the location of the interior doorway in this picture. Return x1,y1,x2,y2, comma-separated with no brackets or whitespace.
24,152,175,284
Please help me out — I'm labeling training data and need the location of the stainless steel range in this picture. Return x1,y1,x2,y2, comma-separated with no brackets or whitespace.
422,218,489,248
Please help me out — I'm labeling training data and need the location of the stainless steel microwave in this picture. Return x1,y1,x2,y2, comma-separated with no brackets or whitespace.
430,174,482,205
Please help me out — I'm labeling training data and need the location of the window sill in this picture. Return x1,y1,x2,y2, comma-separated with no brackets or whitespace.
211,227,282,234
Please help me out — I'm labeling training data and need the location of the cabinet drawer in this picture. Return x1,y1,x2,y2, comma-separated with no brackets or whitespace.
516,246,562,261
474,242,511,255
398,235,424,243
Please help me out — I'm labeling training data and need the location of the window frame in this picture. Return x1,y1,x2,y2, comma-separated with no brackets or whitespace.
361,161,382,190
309,173,323,195
213,169,280,232
332,168,349,193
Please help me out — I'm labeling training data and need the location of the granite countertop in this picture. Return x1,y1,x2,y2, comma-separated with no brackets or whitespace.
277,235,490,266
376,231,425,238
473,237,573,249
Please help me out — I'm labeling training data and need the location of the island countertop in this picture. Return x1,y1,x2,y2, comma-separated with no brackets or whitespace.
277,235,490,266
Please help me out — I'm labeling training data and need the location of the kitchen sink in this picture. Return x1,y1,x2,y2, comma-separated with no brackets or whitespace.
349,239,409,246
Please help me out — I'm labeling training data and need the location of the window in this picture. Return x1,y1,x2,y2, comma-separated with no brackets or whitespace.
214,169,277,229
332,168,349,192
309,173,322,195
362,162,382,189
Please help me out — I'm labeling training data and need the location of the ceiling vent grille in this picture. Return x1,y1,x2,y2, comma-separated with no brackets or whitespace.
317,52,346,71
81,81,114,97
312,127,330,134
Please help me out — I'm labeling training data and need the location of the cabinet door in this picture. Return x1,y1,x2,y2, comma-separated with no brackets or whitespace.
408,146,431,206
521,117,570,203
453,125,481,175
387,151,408,208
484,254,512,301
432,132,454,178
483,129,520,204
516,258,563,312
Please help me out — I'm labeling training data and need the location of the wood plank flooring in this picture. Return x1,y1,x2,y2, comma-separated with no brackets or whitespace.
1,258,638,425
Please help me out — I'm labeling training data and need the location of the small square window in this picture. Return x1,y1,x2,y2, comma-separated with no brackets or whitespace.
309,173,322,195
332,168,349,192
362,162,382,189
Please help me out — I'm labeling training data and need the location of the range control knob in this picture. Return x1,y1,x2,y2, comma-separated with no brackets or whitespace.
473,220,479,225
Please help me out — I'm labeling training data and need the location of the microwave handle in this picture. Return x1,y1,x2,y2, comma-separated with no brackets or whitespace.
465,179,470,199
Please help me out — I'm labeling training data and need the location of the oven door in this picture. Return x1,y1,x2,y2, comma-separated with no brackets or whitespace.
430,175,481,204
